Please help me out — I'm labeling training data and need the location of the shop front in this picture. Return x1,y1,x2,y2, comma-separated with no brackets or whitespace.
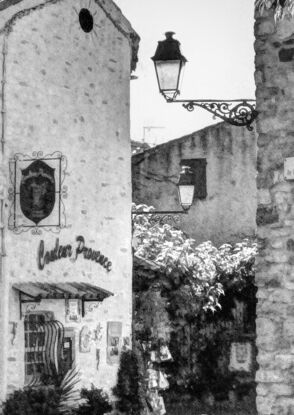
13,280,118,387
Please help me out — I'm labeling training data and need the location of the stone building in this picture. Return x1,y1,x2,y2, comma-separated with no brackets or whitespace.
132,121,257,246
0,0,139,401
131,139,150,155
254,3,294,415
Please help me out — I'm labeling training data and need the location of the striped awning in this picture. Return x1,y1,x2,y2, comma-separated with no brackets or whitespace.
13,282,113,301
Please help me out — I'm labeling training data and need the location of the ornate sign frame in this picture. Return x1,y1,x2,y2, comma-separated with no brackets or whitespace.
8,151,67,235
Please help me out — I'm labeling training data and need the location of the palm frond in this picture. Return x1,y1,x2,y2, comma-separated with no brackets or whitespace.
58,366,81,413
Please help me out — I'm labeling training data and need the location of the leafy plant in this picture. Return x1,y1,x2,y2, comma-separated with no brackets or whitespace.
75,385,112,415
255,0,294,21
133,203,257,313
2,366,81,415
133,203,257,401
58,367,81,413
136,286,171,343
113,349,145,415
41,364,81,413
2,387,62,415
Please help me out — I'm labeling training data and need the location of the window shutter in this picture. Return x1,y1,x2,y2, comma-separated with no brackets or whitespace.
180,159,207,200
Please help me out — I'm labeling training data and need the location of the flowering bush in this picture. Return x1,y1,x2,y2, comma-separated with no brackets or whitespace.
75,386,112,415
133,204,257,312
133,204,258,400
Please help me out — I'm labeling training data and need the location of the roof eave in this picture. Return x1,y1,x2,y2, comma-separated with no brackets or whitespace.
0,0,140,72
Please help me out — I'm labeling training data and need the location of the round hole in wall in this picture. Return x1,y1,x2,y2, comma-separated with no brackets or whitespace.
79,8,94,33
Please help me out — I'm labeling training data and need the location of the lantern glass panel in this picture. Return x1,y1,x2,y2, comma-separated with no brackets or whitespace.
155,60,182,94
178,185,195,211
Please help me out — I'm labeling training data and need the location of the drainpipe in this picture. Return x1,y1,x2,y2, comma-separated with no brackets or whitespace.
0,34,8,403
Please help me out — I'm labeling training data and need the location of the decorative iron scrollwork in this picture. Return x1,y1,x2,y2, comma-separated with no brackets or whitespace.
24,303,38,314
147,213,181,226
181,100,257,131
133,212,181,227
84,301,100,315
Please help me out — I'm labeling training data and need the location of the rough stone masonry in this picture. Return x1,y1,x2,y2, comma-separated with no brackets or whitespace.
0,0,139,401
255,5,294,415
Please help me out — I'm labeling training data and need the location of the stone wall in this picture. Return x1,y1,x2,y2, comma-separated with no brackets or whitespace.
132,122,256,246
255,6,294,415
0,0,138,400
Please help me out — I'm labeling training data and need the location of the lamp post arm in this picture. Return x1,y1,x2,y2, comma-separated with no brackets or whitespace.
132,210,188,226
164,96,258,131
133,210,188,215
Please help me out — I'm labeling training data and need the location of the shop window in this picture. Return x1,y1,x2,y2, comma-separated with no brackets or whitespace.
24,313,75,384
180,159,207,199
24,312,54,383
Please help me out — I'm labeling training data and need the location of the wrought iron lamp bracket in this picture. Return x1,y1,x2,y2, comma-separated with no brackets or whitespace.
133,210,187,226
165,96,258,131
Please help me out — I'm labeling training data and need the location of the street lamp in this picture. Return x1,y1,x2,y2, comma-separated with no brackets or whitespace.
152,31,187,101
133,165,195,224
152,32,257,130
177,166,195,211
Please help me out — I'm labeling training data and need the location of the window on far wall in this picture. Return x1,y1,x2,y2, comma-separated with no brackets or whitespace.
180,159,207,199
